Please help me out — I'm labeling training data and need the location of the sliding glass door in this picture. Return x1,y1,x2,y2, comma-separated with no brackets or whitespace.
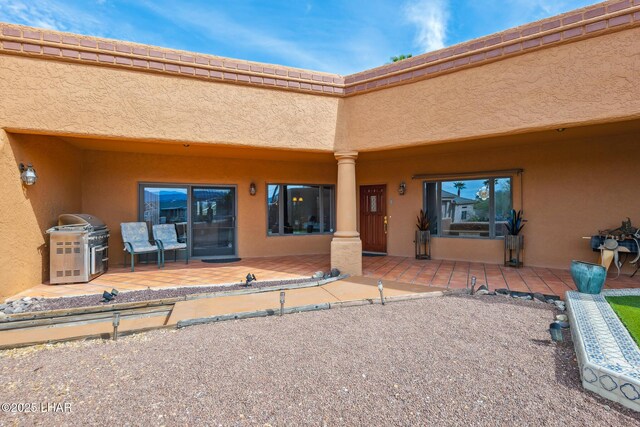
190,186,236,257
139,184,237,259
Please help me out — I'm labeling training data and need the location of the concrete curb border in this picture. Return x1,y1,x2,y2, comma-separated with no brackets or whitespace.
176,288,465,329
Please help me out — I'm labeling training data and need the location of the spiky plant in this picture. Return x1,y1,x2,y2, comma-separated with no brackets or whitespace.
505,209,526,235
416,209,430,231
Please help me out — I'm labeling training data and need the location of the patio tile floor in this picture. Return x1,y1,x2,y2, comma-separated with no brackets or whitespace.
7,255,330,301
362,255,640,296
6,254,640,302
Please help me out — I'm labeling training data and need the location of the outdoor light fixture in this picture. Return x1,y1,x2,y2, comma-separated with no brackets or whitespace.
377,279,385,305
245,273,256,286
112,312,121,341
19,163,37,186
280,291,285,316
398,181,406,195
249,182,257,196
556,128,566,132
101,289,119,302
101,290,114,302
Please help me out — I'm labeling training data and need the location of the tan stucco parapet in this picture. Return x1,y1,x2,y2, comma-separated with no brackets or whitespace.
0,0,638,98
343,0,640,95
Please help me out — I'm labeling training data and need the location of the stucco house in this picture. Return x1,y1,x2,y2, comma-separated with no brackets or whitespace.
441,190,477,222
0,0,639,299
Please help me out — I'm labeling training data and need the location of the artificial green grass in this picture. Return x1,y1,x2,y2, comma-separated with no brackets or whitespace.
606,296,640,347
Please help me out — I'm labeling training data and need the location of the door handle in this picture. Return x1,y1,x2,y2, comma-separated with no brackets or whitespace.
384,216,388,234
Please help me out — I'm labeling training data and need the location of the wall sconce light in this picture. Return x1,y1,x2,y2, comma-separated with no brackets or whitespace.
249,182,257,196
19,163,37,186
398,181,406,195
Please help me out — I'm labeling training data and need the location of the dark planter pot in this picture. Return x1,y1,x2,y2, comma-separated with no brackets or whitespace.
415,230,431,260
504,234,524,268
570,260,606,294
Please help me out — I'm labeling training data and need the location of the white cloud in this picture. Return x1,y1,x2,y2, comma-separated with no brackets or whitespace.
0,0,169,50
404,0,449,53
502,1,577,26
137,1,334,72
0,0,103,34
523,0,566,15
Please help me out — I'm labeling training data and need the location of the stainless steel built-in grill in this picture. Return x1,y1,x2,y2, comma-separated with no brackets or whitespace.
46,214,110,284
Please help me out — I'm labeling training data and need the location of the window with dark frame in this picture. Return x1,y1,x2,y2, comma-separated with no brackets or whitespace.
267,184,335,236
424,177,512,239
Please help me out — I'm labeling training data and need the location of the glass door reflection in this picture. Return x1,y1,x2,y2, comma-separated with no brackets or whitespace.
190,187,236,257
140,186,188,260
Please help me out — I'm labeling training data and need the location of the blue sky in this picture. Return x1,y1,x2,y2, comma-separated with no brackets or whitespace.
0,0,597,74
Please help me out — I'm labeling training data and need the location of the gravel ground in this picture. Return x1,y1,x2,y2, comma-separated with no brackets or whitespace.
1,295,639,426
10,278,321,314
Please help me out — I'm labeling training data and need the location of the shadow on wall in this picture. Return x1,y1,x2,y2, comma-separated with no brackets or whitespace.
0,132,82,296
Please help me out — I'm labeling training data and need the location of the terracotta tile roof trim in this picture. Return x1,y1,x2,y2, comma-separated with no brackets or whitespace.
0,0,638,97
0,24,344,96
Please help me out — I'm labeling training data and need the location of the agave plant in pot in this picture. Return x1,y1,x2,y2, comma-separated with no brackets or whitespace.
415,209,431,260
504,209,525,267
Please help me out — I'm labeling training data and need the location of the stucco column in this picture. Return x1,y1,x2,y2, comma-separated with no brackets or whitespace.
331,151,362,276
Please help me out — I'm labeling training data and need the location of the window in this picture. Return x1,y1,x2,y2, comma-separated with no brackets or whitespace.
424,176,512,239
267,184,335,235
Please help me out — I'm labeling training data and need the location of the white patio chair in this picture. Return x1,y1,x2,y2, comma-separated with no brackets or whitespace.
120,222,162,272
152,224,189,265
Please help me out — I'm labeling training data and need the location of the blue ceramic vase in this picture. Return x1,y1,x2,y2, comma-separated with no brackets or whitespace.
570,260,606,294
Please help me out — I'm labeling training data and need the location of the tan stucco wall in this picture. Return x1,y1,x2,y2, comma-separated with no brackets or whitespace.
357,131,640,269
0,132,82,298
1,23,640,298
80,147,337,267
0,55,341,151
2,27,639,155
342,27,640,152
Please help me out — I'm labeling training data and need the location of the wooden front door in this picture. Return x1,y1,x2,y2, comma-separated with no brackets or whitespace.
360,185,387,253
